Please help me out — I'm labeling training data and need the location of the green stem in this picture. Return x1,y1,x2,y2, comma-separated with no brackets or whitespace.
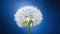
28,21,30,34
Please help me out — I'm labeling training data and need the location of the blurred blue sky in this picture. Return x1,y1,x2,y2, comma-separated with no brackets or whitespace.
1,0,60,34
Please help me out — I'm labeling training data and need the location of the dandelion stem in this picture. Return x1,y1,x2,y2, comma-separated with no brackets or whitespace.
28,20,30,34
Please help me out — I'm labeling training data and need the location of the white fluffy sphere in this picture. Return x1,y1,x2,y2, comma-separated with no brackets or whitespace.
14,6,43,27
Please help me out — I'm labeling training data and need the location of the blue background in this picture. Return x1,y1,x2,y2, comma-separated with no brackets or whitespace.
1,0,60,34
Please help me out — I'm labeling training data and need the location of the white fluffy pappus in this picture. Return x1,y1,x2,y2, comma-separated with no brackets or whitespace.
14,6,43,27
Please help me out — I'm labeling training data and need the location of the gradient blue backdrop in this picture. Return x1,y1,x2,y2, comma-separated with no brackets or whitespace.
1,0,60,34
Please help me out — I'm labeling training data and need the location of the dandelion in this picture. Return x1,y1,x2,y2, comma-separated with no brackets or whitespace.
14,6,43,34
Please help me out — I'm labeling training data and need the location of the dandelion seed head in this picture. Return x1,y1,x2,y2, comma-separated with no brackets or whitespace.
14,6,43,27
